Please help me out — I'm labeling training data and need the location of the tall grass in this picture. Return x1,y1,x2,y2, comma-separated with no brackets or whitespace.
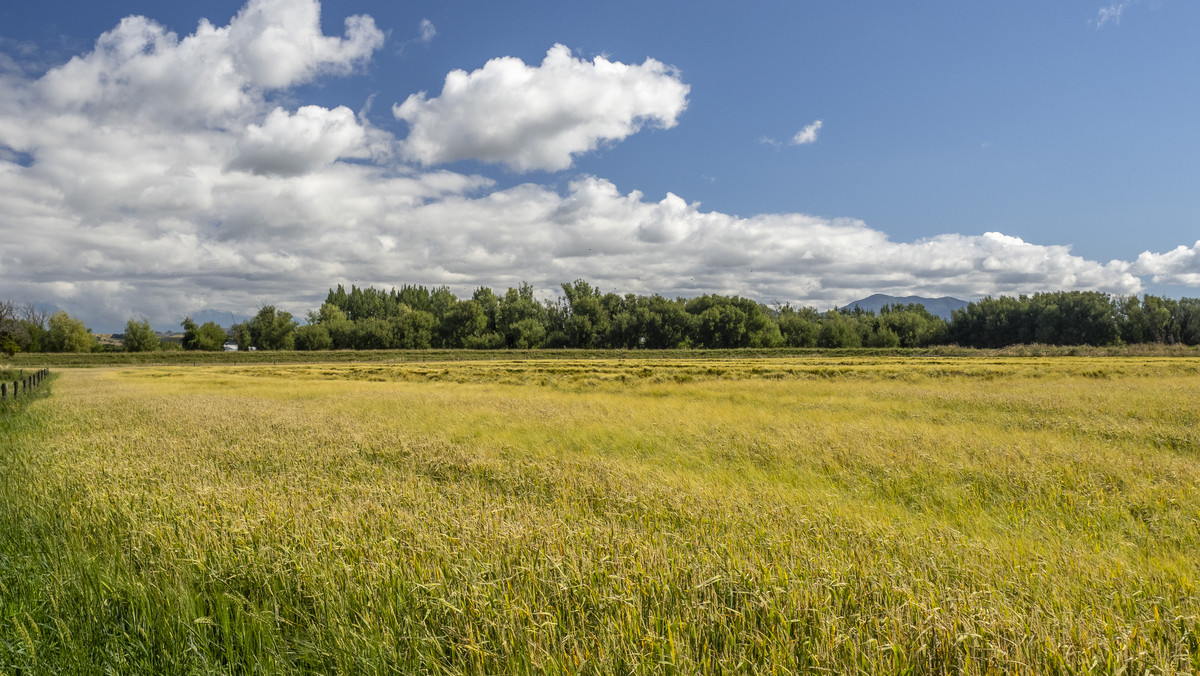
2,357,1198,673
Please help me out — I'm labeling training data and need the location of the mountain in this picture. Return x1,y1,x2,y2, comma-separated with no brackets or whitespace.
842,294,969,320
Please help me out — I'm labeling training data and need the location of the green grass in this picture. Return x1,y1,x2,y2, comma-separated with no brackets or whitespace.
2,357,1199,673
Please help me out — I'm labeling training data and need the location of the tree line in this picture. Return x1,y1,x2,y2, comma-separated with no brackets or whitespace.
1,301,100,355
216,285,1200,351
212,281,951,352
4,286,1200,354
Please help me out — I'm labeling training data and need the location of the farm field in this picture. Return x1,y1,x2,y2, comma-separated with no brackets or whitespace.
2,357,1199,673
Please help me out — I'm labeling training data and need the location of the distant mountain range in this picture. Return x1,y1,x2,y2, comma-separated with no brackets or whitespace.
842,294,970,320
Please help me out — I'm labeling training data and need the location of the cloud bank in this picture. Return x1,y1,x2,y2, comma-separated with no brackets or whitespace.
0,0,1189,331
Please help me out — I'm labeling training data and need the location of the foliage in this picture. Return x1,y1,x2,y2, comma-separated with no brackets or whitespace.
44,311,97,352
316,283,1200,351
1,302,28,355
181,317,229,351
294,323,333,351
949,291,1119,347
0,300,48,354
122,318,160,352
818,312,862,347
237,306,297,350
9,285,1200,356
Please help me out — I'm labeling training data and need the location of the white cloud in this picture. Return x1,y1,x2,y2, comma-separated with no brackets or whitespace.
1132,241,1200,285
220,0,383,88
790,120,823,145
758,120,823,149
230,105,374,176
393,44,690,171
33,0,382,127
0,0,1189,333
419,19,437,44
1093,1,1142,28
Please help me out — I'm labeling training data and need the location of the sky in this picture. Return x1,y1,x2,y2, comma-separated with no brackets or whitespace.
1,0,1198,332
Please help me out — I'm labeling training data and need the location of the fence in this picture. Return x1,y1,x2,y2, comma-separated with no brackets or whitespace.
1,368,50,400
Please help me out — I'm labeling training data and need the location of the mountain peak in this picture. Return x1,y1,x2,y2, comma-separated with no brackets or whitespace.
842,294,969,320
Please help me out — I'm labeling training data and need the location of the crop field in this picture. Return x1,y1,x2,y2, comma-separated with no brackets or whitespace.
2,356,1200,674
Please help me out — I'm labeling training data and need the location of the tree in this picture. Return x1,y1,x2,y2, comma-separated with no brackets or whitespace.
1177,298,1200,346
393,309,435,349
560,280,611,348
45,311,97,352
1141,295,1178,344
310,303,355,349
497,283,547,348
778,306,819,347
508,318,546,349
472,287,500,334
294,324,333,350
439,300,488,348
877,304,948,347
181,317,228,351
865,324,901,348
695,304,747,348
123,318,160,352
1116,295,1148,344
231,323,252,351
353,317,395,349
817,312,862,348
428,287,459,326
1,300,30,355
246,306,297,350
640,296,693,349
494,283,547,345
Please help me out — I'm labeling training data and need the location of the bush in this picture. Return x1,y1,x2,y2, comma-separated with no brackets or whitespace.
123,318,160,352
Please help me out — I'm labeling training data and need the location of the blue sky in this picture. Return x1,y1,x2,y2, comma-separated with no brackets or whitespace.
1,0,1198,331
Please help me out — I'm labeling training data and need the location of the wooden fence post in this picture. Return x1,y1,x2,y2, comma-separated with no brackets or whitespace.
1,382,6,399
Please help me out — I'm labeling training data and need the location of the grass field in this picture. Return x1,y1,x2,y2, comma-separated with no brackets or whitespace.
2,357,1199,673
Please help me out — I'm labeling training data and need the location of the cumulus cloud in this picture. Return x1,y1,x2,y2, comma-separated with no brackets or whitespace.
33,0,381,128
230,105,373,176
1132,241,1200,285
790,120,823,145
393,44,690,171
0,0,1190,333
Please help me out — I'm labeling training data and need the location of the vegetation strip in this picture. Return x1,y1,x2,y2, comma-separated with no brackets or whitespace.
5,286,1200,358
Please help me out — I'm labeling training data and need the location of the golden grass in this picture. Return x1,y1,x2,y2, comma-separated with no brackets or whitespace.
2,356,1199,673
